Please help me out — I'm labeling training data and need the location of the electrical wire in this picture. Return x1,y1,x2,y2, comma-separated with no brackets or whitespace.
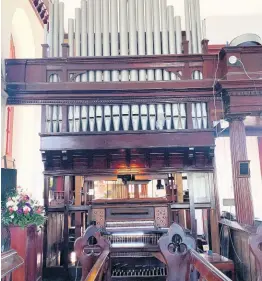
74,260,80,281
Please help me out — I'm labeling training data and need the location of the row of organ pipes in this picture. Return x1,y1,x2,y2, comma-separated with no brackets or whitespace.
44,0,203,82
45,102,208,133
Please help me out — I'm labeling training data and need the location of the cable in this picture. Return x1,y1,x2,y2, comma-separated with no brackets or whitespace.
74,260,80,281
238,59,258,94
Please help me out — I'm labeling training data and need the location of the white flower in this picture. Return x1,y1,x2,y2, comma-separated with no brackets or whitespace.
6,201,14,208
23,206,31,214
10,214,14,219
13,205,18,211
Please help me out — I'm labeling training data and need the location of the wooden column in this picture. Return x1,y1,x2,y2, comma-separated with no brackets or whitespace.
229,117,254,225
75,176,82,239
176,173,185,228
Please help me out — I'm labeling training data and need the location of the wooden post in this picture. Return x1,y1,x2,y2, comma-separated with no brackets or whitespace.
187,173,197,238
258,137,262,178
63,176,73,270
229,116,254,225
75,176,82,239
176,173,186,227
134,184,139,199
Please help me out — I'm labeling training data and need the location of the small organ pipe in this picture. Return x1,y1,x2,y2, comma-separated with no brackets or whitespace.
53,0,59,57
68,19,74,57
137,0,146,81
145,0,154,80
128,0,138,81
119,0,129,81
59,2,64,56
88,0,95,81
110,0,119,81
175,16,182,54
48,3,54,57
184,0,192,53
102,0,110,81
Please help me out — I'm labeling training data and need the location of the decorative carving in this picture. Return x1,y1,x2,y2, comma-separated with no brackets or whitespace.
249,225,262,281
226,115,246,123
155,207,169,227
74,225,110,281
158,223,196,281
92,209,105,228
7,96,220,106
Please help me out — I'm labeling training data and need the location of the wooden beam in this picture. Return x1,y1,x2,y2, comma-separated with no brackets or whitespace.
176,173,186,228
75,176,82,239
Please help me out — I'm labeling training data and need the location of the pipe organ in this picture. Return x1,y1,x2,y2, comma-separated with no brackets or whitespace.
44,102,211,133
45,0,203,82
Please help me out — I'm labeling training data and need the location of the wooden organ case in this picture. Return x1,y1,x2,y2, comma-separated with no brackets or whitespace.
4,0,262,280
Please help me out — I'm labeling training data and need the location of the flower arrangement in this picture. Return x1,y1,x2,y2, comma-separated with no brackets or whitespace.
2,187,46,228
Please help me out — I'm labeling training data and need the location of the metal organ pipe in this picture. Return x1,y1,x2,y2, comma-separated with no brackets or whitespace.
184,0,192,54
145,0,154,81
110,0,119,81
119,0,129,81
175,16,182,54
153,0,162,80
68,19,74,57
195,0,202,52
53,0,59,57
59,2,64,56
88,0,95,81
102,0,110,81
190,0,198,54
75,8,81,82
95,0,102,81
48,3,54,57
137,0,146,81
128,0,138,81
167,6,175,54
81,0,88,82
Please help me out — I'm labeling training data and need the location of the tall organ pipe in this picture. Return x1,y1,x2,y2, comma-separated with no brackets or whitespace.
184,0,192,54
128,0,138,81
48,3,54,57
161,0,170,81
110,0,119,81
95,0,102,81
68,19,74,57
102,0,110,81
88,0,95,81
119,0,129,81
75,8,81,82
145,0,154,81
81,0,87,81
161,0,168,54
190,0,198,54
175,16,182,54
195,0,202,52
53,0,59,57
152,0,162,80
167,6,175,54
137,0,146,81
59,2,64,56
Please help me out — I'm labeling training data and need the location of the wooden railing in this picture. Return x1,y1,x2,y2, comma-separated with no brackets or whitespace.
159,223,232,281
191,249,232,281
84,249,110,281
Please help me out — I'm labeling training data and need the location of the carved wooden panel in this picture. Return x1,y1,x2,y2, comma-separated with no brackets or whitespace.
92,209,105,228
155,206,169,227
